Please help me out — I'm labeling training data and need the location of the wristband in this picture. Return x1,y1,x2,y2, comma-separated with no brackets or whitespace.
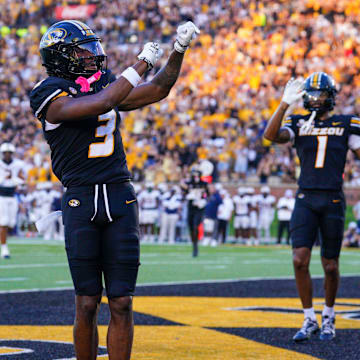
120,67,141,87
174,40,187,53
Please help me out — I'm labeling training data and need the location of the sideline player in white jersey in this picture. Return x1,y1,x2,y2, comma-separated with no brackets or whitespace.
247,187,260,245
0,143,24,258
217,189,234,244
258,185,276,243
233,187,251,244
159,186,182,244
138,182,160,242
157,182,169,240
276,189,295,245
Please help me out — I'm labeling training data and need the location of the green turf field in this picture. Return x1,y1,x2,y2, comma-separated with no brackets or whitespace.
1,237,359,292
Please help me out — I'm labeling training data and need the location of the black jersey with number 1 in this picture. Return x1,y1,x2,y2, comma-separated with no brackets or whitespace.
283,113,360,190
29,70,131,187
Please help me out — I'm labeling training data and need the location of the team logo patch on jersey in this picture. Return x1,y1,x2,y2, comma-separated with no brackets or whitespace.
68,87,77,95
68,199,80,207
298,193,305,199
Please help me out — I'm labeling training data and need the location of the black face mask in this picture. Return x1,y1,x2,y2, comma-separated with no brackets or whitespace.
303,90,334,113
69,41,107,75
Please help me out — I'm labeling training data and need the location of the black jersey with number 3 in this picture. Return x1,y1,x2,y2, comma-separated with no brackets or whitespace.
29,70,131,187
283,114,360,190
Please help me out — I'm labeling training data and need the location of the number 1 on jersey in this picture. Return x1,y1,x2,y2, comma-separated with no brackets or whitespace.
315,136,328,168
88,110,116,158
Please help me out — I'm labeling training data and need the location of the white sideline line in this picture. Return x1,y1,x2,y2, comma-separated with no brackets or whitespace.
8,239,64,245
0,263,67,269
0,277,27,282
0,273,359,294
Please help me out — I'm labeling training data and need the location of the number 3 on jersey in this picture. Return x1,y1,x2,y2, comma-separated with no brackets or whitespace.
88,109,116,158
315,135,328,168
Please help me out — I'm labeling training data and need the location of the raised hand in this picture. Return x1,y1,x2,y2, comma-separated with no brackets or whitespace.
282,78,305,105
174,21,200,53
137,42,163,69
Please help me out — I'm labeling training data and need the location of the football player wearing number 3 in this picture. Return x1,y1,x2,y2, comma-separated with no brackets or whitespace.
30,20,200,360
264,72,360,343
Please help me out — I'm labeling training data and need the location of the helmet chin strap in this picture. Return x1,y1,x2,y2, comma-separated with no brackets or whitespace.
75,71,102,92
300,111,317,132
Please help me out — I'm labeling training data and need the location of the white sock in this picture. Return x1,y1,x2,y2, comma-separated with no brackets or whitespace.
1,244,8,251
322,305,335,318
304,307,317,321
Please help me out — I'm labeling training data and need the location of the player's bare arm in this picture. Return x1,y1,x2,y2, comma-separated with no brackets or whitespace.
46,42,163,123
117,50,184,111
264,78,305,144
264,102,292,143
118,21,200,111
46,60,148,123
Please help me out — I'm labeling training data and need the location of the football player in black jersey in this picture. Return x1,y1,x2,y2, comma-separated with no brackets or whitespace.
30,20,199,360
182,167,209,257
264,72,360,342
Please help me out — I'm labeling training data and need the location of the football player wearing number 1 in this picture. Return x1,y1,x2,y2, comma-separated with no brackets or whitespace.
264,72,360,343
30,20,199,360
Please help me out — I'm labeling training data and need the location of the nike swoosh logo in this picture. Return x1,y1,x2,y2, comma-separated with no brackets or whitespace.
102,83,109,89
332,199,341,203
332,122,341,126
126,199,136,205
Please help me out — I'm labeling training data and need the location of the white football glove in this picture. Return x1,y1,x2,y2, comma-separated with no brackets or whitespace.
174,21,200,53
282,78,305,105
137,42,163,69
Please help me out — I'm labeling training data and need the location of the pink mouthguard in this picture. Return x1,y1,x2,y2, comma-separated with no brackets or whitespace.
75,71,102,93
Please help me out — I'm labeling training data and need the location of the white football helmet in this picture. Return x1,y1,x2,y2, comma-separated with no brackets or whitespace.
260,185,270,194
0,143,15,153
199,159,214,177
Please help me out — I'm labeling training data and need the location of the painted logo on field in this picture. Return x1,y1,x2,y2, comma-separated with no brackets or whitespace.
1,280,360,359
225,301,360,320
0,340,107,359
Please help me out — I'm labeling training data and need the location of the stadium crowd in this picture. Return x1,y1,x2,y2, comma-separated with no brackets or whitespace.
1,0,360,187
